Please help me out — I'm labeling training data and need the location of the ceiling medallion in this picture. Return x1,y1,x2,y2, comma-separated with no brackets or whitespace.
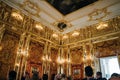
53,20,72,32
57,22,67,32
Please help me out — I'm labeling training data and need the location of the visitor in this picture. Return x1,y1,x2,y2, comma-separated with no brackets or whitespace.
42,74,48,80
96,71,107,80
82,66,95,80
8,70,17,80
109,73,120,80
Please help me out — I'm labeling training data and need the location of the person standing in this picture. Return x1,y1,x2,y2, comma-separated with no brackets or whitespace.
8,70,17,80
96,71,107,80
82,66,95,80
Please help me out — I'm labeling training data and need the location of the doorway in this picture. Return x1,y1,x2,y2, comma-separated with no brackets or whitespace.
100,56,120,79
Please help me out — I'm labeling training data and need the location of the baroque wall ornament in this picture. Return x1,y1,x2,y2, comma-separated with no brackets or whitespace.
0,30,19,79
89,8,110,21
20,0,40,16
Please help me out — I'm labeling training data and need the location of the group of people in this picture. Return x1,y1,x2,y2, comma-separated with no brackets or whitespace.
8,70,48,80
83,66,120,80
8,66,120,80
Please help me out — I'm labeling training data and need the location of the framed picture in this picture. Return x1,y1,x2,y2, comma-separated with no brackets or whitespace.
73,69,80,75
31,67,39,73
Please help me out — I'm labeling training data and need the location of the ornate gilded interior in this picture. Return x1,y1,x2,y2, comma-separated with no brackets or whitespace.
0,0,120,80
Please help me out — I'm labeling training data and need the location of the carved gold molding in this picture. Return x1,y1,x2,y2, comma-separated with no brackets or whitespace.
63,31,120,47
88,8,110,21
18,0,40,17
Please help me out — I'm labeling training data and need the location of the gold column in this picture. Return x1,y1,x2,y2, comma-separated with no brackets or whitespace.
83,44,87,67
43,42,48,74
0,25,5,51
0,25,5,42
47,44,51,80
67,46,71,76
83,44,87,77
22,34,31,76
89,42,94,66
61,46,64,74
14,33,26,80
57,48,61,74
19,34,30,80
93,45,100,75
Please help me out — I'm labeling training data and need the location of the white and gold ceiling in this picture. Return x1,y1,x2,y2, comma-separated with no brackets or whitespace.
2,0,120,34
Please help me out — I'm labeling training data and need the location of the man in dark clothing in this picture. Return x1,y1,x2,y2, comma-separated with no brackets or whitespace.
96,71,107,80
82,66,95,80
42,74,48,80
8,70,17,80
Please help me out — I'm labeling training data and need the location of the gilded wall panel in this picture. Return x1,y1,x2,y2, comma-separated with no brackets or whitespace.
0,2,12,22
31,22,45,38
28,40,44,63
50,48,58,74
0,30,19,79
71,48,83,64
94,39,119,58
26,40,44,78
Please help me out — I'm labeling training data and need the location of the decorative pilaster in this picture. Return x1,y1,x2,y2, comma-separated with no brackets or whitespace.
14,33,30,80
93,45,100,75
57,48,61,74
22,34,31,76
83,44,87,77
67,46,71,76
43,42,48,74
0,25,5,51
0,25,5,42
47,44,51,80
61,46,64,74
83,44,87,67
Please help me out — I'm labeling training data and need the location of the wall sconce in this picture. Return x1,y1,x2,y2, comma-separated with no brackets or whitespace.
72,31,79,36
66,59,71,63
97,22,108,30
15,63,20,67
11,12,23,21
62,35,68,40
42,55,52,62
52,33,58,38
0,43,2,51
57,57,65,64
35,24,43,30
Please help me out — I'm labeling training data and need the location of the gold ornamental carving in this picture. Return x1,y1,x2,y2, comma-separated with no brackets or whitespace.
20,0,40,16
89,8,110,21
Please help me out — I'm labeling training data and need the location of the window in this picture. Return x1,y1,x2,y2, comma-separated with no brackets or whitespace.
100,56,120,79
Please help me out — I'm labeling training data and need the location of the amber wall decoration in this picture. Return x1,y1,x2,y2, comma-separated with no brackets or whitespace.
72,64,83,80
63,49,67,75
94,40,118,58
50,48,58,75
27,40,44,78
0,30,19,79
71,47,83,64
0,2,12,22
70,47,84,79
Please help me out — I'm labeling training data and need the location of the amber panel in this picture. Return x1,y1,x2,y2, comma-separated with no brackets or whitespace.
72,64,84,80
0,2,12,22
50,48,58,75
94,39,120,58
71,48,83,64
0,30,19,79
26,40,44,78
